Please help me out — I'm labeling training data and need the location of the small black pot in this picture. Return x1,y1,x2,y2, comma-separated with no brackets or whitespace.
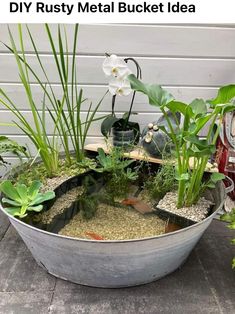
112,128,135,148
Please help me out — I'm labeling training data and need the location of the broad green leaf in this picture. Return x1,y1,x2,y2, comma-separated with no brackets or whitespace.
166,101,189,116
187,146,216,157
209,85,235,106
0,181,20,201
213,103,235,115
210,172,225,183
28,180,42,199
128,74,174,107
27,205,43,212
189,99,207,117
16,183,28,200
191,114,213,135
101,115,120,137
30,191,55,206
1,198,20,207
97,148,107,166
4,207,23,217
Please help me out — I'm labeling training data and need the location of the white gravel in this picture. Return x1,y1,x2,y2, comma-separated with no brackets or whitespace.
157,192,214,222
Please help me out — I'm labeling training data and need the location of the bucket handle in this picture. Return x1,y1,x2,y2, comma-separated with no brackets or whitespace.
224,176,234,194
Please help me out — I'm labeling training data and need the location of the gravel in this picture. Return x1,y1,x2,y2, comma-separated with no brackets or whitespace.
157,192,214,222
59,203,166,240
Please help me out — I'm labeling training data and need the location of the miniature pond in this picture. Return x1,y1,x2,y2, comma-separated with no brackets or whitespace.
11,161,214,241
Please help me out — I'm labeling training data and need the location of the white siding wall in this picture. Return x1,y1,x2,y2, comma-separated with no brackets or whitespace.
1,23,235,163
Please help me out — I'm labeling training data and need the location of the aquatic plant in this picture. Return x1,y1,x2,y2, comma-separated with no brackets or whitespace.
0,180,55,218
93,147,138,199
0,24,106,177
129,75,235,208
145,162,177,203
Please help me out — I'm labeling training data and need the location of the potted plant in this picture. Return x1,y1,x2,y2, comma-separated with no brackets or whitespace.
101,54,141,148
0,24,234,289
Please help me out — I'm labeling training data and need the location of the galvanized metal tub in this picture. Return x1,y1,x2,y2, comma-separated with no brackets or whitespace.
0,178,230,288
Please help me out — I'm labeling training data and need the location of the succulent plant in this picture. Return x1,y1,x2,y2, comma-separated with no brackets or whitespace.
0,180,55,218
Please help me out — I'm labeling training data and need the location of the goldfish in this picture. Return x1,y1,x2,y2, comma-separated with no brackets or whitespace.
85,232,104,240
121,197,154,214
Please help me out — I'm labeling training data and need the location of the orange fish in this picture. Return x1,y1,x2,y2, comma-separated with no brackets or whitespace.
85,232,104,240
121,197,139,206
121,197,154,214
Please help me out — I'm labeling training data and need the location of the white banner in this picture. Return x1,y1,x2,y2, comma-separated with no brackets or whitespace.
0,0,235,23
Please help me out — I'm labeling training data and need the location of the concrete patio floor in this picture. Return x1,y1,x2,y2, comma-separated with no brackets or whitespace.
0,211,234,314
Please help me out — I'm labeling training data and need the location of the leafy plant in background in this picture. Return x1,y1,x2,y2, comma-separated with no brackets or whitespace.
0,136,28,168
101,54,141,141
128,75,235,208
221,209,235,268
0,180,55,218
93,148,138,199
0,24,107,177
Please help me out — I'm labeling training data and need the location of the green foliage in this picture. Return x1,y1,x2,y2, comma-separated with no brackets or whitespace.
94,148,134,173
0,180,55,218
0,136,28,167
14,158,86,186
221,209,235,269
0,24,106,177
79,196,99,220
145,163,177,202
92,148,138,199
128,74,234,208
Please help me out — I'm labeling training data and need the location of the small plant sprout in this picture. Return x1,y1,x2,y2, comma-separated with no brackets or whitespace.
0,180,55,218
128,75,235,208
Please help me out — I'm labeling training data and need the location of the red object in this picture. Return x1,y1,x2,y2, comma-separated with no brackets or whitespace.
215,112,235,200
85,232,104,240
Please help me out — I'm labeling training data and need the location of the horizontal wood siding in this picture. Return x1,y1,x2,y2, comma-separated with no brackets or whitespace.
0,23,235,165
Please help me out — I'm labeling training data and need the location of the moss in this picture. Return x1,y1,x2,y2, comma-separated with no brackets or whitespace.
12,157,94,190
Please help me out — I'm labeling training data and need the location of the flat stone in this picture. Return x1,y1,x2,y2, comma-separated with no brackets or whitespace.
0,226,56,292
0,210,10,240
0,291,53,314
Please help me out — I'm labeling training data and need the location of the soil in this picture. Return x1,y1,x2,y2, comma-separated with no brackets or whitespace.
157,191,214,222
59,202,166,240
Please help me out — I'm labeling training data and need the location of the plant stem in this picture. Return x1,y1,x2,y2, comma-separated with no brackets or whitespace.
123,57,142,130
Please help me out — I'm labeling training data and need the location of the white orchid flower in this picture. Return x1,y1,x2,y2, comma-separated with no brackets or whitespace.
103,54,131,79
108,78,132,96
